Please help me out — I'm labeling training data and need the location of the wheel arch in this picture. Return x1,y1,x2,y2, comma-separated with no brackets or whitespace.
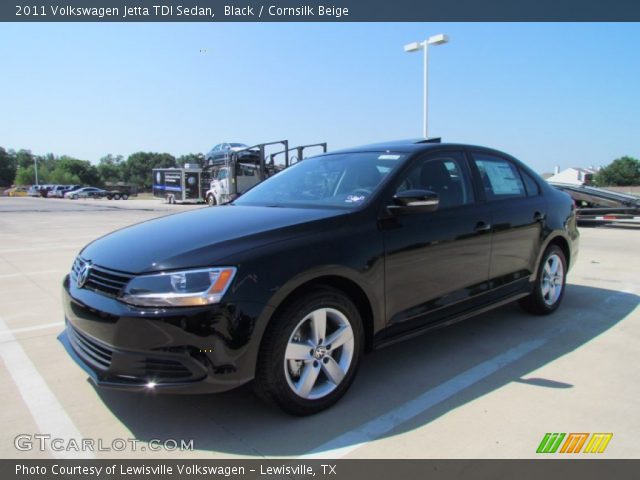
532,233,572,281
263,274,377,355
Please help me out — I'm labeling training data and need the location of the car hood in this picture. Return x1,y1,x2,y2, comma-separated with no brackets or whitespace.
80,205,348,273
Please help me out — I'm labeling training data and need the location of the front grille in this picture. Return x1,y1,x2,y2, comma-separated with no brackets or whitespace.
71,257,133,298
67,323,201,382
140,358,194,379
67,324,113,370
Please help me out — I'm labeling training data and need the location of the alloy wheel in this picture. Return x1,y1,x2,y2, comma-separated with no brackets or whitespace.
284,308,354,400
541,253,564,306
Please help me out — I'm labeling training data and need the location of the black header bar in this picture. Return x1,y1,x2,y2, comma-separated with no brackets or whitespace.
3,0,640,22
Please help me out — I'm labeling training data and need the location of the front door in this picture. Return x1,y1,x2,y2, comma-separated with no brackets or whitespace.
382,151,493,334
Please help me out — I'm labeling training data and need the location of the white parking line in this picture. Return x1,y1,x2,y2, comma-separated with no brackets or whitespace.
0,245,83,254
0,316,93,459
0,270,63,279
0,322,65,343
300,338,547,459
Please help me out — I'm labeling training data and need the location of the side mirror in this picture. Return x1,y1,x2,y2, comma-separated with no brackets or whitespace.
388,189,439,214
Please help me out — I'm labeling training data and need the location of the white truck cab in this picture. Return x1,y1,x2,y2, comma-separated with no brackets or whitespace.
205,164,262,206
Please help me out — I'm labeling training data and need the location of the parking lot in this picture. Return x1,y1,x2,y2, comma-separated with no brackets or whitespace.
0,195,638,459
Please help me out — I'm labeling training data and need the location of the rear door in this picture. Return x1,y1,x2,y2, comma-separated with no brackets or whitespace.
382,150,493,332
469,150,546,291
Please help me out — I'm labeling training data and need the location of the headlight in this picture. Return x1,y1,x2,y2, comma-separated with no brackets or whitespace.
120,267,236,307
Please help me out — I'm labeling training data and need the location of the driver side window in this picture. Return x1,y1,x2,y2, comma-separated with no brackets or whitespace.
395,152,474,209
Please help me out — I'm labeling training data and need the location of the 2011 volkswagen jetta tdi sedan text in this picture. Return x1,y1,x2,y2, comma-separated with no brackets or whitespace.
60,140,579,415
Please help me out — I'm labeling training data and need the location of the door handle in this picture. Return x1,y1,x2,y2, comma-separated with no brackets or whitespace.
475,221,492,232
534,211,546,221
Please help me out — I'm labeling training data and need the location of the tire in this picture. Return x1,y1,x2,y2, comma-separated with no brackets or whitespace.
72,194,78,200
254,287,364,416
122,194,129,200
207,194,216,207
113,194,121,200
519,245,567,315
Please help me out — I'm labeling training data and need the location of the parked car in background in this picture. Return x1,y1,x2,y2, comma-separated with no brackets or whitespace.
27,185,42,197
60,139,579,415
5,186,29,197
49,185,82,198
204,142,260,165
64,187,107,200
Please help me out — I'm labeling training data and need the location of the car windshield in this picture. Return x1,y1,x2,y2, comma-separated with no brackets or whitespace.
233,152,407,209
229,143,247,148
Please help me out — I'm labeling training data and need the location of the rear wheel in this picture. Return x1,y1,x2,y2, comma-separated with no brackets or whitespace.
519,245,567,315
254,288,363,416
113,193,121,200
122,194,129,200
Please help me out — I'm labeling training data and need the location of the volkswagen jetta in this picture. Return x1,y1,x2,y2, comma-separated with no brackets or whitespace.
60,139,578,415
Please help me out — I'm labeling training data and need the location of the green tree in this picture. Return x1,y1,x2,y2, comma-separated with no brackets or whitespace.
53,156,100,185
15,164,51,185
12,151,58,185
0,147,17,186
124,152,176,189
97,154,125,185
594,156,640,186
48,169,82,185
15,149,35,170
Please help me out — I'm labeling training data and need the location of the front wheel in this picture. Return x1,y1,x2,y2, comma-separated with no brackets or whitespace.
254,288,363,415
519,245,567,315
207,194,216,207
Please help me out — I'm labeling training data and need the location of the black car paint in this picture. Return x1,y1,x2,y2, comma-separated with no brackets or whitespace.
61,142,578,393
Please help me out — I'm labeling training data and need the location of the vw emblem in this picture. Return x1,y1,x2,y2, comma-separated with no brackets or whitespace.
76,261,92,288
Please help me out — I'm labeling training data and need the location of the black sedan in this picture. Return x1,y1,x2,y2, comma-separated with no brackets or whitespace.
60,139,579,415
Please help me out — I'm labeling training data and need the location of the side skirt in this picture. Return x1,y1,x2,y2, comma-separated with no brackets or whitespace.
372,289,532,350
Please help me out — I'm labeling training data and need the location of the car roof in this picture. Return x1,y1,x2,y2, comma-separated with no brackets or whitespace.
328,138,504,156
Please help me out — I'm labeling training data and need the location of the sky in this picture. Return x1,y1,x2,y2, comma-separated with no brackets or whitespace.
1,22,639,173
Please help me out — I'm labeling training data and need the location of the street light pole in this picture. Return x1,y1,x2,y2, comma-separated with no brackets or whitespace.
34,156,38,186
404,34,449,139
423,41,428,138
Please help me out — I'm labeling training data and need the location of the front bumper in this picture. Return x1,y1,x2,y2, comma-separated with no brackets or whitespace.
60,274,272,394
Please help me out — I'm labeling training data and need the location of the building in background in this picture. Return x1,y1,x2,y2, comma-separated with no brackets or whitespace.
546,166,598,185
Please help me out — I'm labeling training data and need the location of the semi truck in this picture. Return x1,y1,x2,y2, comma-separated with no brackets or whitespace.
203,141,327,206
153,141,327,205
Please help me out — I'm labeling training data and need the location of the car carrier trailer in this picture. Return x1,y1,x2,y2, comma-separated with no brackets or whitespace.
204,140,328,206
152,141,328,205
549,182,640,225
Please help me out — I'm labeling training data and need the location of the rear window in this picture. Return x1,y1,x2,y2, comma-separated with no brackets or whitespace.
520,169,540,196
473,153,526,200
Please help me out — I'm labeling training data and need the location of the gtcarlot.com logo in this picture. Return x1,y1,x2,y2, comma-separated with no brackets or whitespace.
536,433,613,454
15,434,194,453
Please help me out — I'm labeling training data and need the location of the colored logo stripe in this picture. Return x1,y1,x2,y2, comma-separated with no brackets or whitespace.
560,433,589,453
583,433,613,453
537,433,565,453
536,433,613,453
